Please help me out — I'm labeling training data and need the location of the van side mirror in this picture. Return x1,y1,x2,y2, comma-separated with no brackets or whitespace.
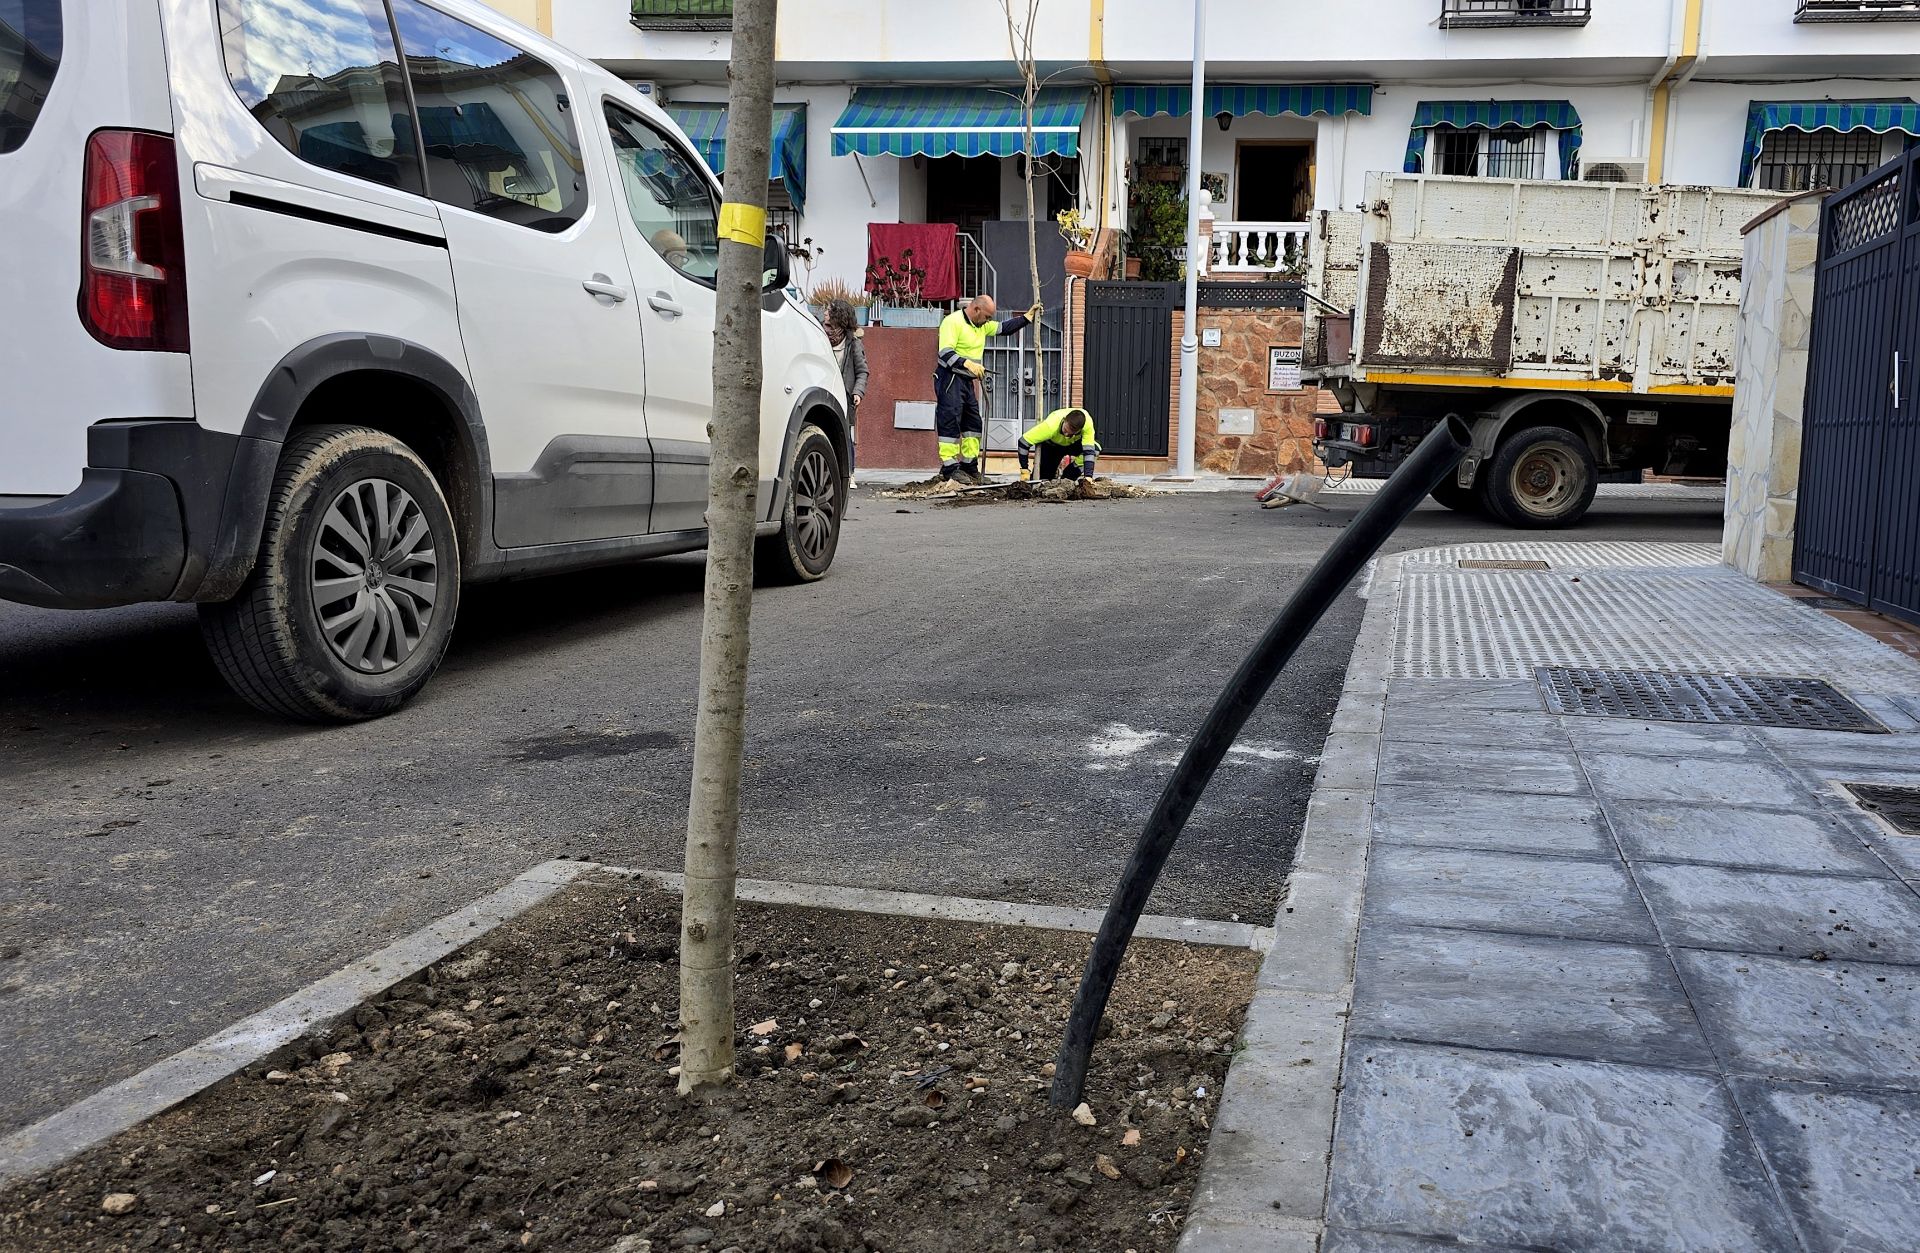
762,236,791,292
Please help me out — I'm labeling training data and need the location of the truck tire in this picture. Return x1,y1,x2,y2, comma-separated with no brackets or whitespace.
1483,426,1598,529
757,423,844,584
200,425,461,721
1429,478,1480,513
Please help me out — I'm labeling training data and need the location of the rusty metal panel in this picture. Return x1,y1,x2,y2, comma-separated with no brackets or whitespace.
1360,241,1519,369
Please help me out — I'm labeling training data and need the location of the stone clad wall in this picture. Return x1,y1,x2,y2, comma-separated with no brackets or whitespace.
1189,307,1319,477
1724,195,1823,583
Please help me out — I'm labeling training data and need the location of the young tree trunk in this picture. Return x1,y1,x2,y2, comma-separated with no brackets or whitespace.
1003,0,1047,429
678,0,779,1096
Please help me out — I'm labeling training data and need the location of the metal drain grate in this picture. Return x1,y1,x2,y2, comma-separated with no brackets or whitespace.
1842,784,1920,836
1791,595,1863,612
1459,559,1550,570
1535,667,1888,733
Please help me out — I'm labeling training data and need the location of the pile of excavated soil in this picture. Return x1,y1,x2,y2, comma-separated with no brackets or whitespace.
3,879,1256,1253
878,478,1159,506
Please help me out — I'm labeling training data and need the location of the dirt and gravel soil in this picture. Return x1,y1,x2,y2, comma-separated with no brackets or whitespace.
877,477,1158,505
3,878,1257,1253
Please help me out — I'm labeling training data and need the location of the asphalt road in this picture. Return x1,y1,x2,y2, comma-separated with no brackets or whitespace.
0,487,1722,1133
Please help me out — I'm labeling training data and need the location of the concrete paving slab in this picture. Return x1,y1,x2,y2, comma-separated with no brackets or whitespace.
1581,751,1815,807
1560,718,1762,758
1676,949,1920,1089
1635,862,1920,963
1365,846,1658,944
1755,728,1920,771
1735,1078,1920,1253
1327,1041,1795,1251
1350,925,1713,1069
1376,745,1588,797
1384,679,1544,712
1373,786,1613,858
1379,711,1567,750
1604,798,1896,878
1322,1230,1535,1253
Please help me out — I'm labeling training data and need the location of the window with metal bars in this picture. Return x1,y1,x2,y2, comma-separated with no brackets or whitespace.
1752,129,1889,191
1430,125,1552,179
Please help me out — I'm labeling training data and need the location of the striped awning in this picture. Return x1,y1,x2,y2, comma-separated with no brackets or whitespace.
1740,100,1920,186
665,102,808,212
1112,84,1373,120
1404,101,1584,181
830,86,1088,159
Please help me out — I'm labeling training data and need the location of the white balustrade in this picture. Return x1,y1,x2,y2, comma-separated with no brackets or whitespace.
1207,222,1311,278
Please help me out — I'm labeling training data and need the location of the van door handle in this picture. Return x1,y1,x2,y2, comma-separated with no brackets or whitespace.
582,275,629,302
648,292,684,317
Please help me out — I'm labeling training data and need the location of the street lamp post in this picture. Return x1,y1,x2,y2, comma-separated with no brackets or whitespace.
1174,0,1205,478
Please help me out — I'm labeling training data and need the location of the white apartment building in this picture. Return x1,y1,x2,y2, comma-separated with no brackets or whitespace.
487,0,1920,292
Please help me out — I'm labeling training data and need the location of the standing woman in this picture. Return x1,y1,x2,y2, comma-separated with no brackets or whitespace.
825,300,868,488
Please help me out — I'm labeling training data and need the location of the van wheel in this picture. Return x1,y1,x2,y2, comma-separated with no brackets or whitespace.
200,425,461,721
1483,426,1597,529
1429,478,1480,513
757,423,844,584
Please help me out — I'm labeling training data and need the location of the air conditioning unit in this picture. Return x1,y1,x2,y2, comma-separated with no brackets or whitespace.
1582,158,1649,184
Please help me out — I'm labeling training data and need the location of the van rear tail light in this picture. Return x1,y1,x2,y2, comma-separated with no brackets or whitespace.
1313,418,1329,440
79,130,189,352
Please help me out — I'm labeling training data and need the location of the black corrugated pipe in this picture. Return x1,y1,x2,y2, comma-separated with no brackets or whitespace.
1048,415,1472,1110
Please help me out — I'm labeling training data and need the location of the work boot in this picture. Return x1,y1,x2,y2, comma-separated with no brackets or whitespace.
943,462,976,486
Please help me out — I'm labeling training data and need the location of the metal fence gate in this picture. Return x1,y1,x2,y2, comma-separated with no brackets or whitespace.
983,313,1063,452
1794,148,1920,628
1084,282,1179,457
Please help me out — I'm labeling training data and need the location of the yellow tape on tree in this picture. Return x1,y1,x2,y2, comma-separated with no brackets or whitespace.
718,202,767,248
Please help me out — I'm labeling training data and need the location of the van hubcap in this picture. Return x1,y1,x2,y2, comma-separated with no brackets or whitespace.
311,478,439,675
1512,446,1579,516
792,446,839,563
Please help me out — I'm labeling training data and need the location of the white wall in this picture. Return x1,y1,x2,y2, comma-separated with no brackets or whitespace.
1668,80,1920,188
772,0,1092,76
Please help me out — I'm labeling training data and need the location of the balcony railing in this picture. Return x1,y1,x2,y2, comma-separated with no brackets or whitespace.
1206,222,1311,278
1439,0,1593,27
1795,0,1920,19
630,0,733,31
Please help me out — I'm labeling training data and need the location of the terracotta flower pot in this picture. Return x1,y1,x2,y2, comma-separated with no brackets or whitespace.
1124,257,1143,280
1063,250,1098,278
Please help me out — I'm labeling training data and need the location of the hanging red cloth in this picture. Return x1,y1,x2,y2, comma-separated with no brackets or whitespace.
866,223,960,303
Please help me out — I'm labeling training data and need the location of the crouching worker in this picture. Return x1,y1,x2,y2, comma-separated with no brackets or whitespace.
1018,407,1100,482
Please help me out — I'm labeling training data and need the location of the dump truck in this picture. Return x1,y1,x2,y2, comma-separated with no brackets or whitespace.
1306,173,1783,527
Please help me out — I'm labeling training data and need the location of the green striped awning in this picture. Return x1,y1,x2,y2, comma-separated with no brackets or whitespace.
830,86,1088,159
1404,101,1583,180
1741,100,1920,186
1112,84,1372,120
665,102,808,212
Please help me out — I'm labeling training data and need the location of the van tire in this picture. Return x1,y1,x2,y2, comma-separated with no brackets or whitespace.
757,423,844,584
200,425,461,721
1483,425,1598,529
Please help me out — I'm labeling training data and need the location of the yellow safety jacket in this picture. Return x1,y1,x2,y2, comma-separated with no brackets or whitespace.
937,308,1032,374
1021,408,1099,452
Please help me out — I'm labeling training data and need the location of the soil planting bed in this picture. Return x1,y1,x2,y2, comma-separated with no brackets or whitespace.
878,478,1158,506
4,878,1256,1253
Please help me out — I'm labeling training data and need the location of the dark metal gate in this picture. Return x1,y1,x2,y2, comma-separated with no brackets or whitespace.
1083,282,1178,457
1795,148,1920,628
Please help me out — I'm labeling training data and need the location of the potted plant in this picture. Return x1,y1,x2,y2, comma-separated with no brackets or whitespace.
1056,208,1097,278
1127,181,1188,283
865,250,942,327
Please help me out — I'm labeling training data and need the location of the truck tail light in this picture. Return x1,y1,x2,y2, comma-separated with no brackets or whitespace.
1313,418,1329,440
79,130,189,352
1355,424,1376,448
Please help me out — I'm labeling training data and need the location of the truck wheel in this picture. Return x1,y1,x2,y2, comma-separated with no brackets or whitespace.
200,425,461,721
1484,426,1597,529
757,423,843,584
1429,478,1480,513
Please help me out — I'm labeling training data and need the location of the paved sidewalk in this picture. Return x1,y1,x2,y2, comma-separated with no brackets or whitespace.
1185,542,1920,1252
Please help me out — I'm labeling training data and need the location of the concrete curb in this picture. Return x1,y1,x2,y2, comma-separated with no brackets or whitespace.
0,859,592,1186
1176,552,1406,1252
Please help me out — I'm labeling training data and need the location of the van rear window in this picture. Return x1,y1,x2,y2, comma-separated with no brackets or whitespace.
0,0,62,154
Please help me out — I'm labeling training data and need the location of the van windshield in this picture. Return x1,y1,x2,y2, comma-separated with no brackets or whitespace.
0,0,61,154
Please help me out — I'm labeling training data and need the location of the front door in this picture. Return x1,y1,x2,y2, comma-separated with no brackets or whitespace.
599,100,722,535
387,0,652,548
1236,142,1314,222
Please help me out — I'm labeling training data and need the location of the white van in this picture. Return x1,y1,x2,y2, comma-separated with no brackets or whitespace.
0,0,848,720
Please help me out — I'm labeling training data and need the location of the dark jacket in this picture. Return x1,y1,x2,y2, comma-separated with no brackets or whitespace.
836,329,869,429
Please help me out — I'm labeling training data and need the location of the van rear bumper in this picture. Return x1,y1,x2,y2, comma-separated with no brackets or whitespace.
0,421,272,610
0,470,186,609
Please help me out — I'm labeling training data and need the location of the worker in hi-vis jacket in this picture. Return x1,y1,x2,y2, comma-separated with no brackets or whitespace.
933,294,1040,483
1018,407,1100,482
